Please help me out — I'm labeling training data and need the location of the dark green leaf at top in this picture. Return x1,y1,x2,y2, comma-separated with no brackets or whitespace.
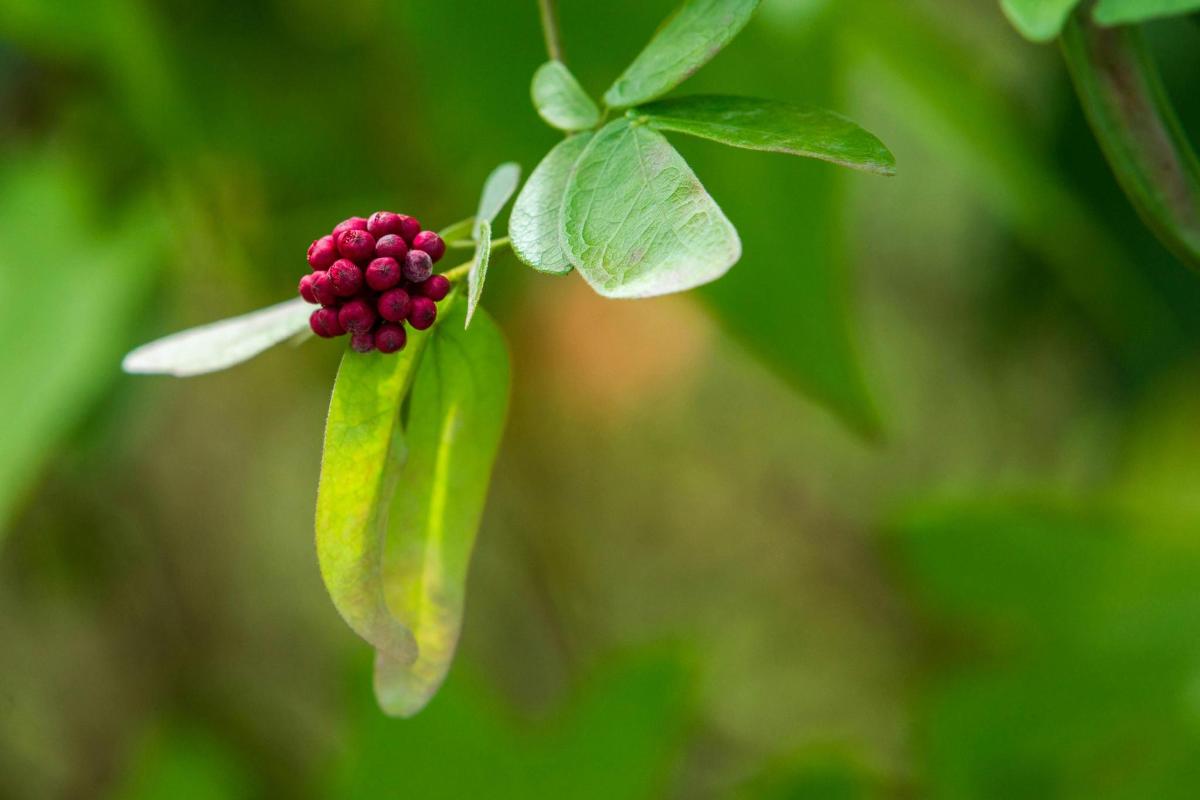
604,0,761,109
531,61,601,131
510,133,592,275
633,95,896,175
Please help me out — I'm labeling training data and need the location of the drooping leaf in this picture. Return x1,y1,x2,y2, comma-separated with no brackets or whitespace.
122,298,313,377
474,162,521,240
466,219,492,328
604,0,762,109
1093,0,1200,24
999,0,1082,42
373,301,510,716
561,119,741,298
632,95,896,175
531,61,601,132
510,134,592,275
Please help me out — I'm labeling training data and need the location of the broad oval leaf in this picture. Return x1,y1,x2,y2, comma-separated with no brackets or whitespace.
999,0,1081,42
474,162,521,240
604,0,761,109
561,119,741,298
374,300,510,716
633,95,896,175
1093,0,1200,24
510,133,593,275
122,298,313,377
466,218,492,328
531,60,601,131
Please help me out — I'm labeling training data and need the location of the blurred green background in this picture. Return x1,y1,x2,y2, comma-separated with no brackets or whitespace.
3,0,1200,797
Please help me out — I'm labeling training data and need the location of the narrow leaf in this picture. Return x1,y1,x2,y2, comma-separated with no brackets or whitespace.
438,216,476,246
1093,0,1200,24
632,95,896,175
561,119,741,298
510,133,592,275
604,0,761,109
122,298,313,377
466,219,492,328
999,0,1082,42
531,60,601,131
374,300,510,716
474,162,521,240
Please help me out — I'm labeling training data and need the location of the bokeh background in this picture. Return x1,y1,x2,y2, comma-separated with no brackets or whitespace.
3,0,1200,797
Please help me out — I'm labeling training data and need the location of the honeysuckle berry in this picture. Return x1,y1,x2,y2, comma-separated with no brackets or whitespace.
350,331,375,353
419,274,450,301
412,230,445,263
328,259,364,297
374,234,409,261
310,307,344,338
307,235,338,270
299,273,318,304
377,287,411,323
403,249,433,282
365,257,401,292
408,296,437,330
375,323,407,354
332,216,368,237
367,211,404,238
338,298,376,334
396,215,421,243
336,229,376,262
311,271,338,306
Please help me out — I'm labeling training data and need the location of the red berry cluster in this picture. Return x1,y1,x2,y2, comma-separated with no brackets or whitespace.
300,212,451,354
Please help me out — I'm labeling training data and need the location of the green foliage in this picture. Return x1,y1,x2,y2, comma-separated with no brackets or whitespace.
110,722,255,800
1093,0,1200,24
1000,0,1082,42
561,119,741,298
474,162,522,238
510,134,592,275
466,220,493,328
531,61,601,131
632,95,896,175
604,0,761,109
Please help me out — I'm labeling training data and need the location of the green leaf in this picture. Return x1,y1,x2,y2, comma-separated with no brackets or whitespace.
999,0,1082,42
631,95,896,175
122,298,313,377
510,133,592,275
604,0,761,109
373,301,510,716
474,162,521,240
438,216,476,246
531,60,601,132
1093,0,1200,24
466,219,492,328
561,119,741,298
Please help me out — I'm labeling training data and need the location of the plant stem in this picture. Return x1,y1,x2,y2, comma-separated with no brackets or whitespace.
537,0,564,63
443,238,510,284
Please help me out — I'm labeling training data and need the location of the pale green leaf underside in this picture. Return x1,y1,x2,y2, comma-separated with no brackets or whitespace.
438,216,475,246
633,95,897,175
474,162,521,240
562,119,741,298
604,0,761,109
374,301,510,716
1093,0,1200,24
532,60,601,131
122,298,312,377
1000,0,1081,42
467,219,492,328
510,133,593,275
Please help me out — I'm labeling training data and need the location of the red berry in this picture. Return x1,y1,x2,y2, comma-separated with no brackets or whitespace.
367,211,404,238
332,216,368,237
396,215,421,243
412,230,445,262
311,271,338,306
338,298,376,334
403,249,433,282
377,288,412,322
408,296,437,330
336,229,376,262
307,235,338,270
375,323,407,354
365,257,401,292
328,259,363,296
419,274,450,301
350,331,375,353
310,307,344,338
299,273,318,304
375,234,409,261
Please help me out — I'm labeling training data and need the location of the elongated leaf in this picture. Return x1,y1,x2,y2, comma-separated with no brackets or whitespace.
466,219,492,328
562,119,741,298
1000,0,1081,42
604,0,761,109
438,216,476,246
316,337,432,666
374,301,510,716
510,134,592,275
632,95,896,175
1093,0,1200,24
532,61,601,131
123,298,313,376
474,162,521,240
